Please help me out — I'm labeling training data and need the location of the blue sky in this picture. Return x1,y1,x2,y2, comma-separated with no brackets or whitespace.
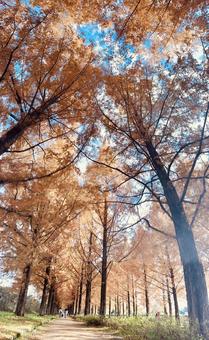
78,22,139,73
21,0,42,15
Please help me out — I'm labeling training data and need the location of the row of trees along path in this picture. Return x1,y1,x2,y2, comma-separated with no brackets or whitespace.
0,0,208,337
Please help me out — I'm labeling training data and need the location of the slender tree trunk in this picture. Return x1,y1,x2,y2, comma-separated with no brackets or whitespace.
132,276,135,316
74,285,79,315
15,263,32,316
166,276,172,317
170,267,180,320
146,141,209,334
127,289,131,316
114,296,117,315
117,295,120,316
144,266,149,316
39,260,51,316
100,199,108,316
165,247,180,320
122,301,125,316
109,297,111,317
135,291,138,316
163,284,168,315
84,278,92,315
78,265,84,315
84,232,93,315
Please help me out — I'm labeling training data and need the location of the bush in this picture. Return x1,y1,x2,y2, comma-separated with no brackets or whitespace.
77,315,105,327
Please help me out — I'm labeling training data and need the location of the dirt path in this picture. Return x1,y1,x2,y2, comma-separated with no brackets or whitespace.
29,318,122,340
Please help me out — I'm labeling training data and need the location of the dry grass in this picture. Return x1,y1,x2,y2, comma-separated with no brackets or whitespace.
0,311,55,339
77,315,204,340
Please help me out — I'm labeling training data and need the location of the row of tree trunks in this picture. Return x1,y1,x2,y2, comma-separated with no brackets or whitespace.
15,259,57,317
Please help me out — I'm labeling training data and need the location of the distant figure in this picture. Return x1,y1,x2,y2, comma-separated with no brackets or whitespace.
59,308,64,318
64,309,68,318
155,311,160,319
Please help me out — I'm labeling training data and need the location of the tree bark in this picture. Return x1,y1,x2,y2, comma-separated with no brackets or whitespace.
78,265,84,315
84,232,93,315
144,266,149,316
146,141,209,334
117,295,120,316
74,286,79,315
100,198,108,316
109,297,111,317
127,289,131,316
46,280,55,315
170,267,180,320
166,276,172,316
84,278,92,315
132,277,135,316
163,284,168,315
122,301,125,316
15,263,32,316
39,260,51,316
165,247,180,320
50,290,57,315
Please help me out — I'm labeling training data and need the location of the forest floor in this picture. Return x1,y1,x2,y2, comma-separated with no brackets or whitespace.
29,318,122,340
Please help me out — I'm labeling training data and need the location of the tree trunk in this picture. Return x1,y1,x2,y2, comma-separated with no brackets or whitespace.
84,278,92,315
117,295,120,316
39,260,51,316
50,289,57,314
15,263,32,316
166,247,180,320
132,277,135,316
46,281,55,315
122,301,125,316
166,276,172,316
144,267,149,316
127,289,131,316
170,267,180,320
74,286,79,315
84,232,93,315
100,199,108,316
163,284,168,315
146,141,209,334
135,291,138,316
109,297,111,317
78,265,84,315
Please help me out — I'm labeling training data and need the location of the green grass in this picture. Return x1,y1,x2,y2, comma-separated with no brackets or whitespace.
77,315,203,340
0,311,55,339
